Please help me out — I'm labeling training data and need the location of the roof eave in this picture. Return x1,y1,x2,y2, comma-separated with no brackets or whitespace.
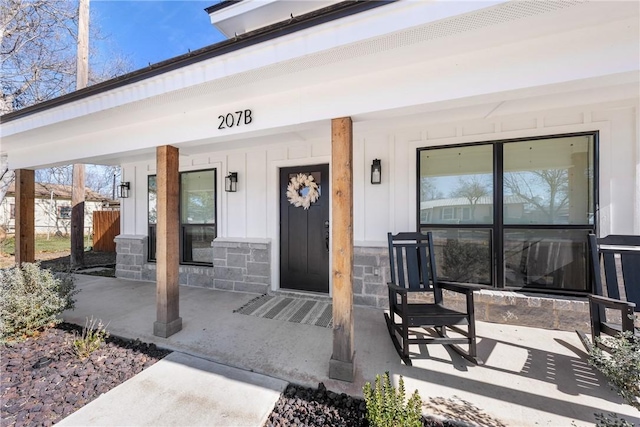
1,0,394,124
204,0,242,14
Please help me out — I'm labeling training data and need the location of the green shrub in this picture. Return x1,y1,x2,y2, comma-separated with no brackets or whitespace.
363,372,422,427
588,328,640,411
72,316,109,359
0,263,77,343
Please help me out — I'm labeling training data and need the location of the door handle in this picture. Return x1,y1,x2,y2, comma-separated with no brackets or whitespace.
325,231,329,252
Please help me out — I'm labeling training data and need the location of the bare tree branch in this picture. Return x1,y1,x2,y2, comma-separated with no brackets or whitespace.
450,176,491,220
0,154,15,202
1,0,132,198
504,169,569,222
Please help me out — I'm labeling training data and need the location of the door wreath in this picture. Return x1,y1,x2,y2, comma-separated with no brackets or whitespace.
286,173,320,210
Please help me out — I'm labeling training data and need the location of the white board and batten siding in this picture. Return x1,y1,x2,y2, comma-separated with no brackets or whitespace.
120,98,639,261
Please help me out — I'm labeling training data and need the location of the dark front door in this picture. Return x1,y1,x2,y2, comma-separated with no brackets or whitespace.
280,164,330,293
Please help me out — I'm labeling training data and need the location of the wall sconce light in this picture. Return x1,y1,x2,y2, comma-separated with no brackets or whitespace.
371,159,381,184
225,172,238,192
118,182,130,198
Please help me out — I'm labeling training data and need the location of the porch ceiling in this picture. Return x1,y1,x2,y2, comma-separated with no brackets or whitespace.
1,0,638,169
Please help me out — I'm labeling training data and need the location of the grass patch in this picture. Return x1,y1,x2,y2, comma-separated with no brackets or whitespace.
0,235,71,255
72,317,109,359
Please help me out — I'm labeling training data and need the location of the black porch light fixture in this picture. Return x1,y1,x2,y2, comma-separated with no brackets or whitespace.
371,159,381,184
118,182,130,198
225,172,238,192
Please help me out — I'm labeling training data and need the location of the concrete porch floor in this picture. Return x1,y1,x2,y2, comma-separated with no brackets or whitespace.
63,275,639,426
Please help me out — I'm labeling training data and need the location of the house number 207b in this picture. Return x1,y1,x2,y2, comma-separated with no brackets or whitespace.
218,109,252,129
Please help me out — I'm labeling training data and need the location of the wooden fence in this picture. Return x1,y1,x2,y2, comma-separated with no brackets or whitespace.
92,210,120,252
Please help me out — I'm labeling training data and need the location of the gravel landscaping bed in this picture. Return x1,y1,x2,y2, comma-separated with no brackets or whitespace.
266,383,456,427
39,251,116,275
1,323,170,427
1,321,458,427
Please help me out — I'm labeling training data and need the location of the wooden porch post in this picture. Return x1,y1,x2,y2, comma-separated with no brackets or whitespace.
70,164,85,268
329,117,355,382
15,169,35,265
153,145,182,337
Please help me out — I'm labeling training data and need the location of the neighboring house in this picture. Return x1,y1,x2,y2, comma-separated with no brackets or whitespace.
1,0,638,380
420,196,526,225
0,182,116,236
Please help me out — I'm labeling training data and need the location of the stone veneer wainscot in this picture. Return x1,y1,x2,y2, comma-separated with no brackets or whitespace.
114,237,589,332
115,235,270,293
353,245,590,332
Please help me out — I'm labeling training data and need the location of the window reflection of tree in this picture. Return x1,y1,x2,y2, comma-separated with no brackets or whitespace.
450,176,491,221
185,191,215,224
148,176,157,224
420,177,442,202
504,169,569,224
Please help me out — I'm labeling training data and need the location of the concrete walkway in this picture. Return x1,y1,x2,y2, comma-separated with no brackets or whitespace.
61,275,640,426
58,352,286,426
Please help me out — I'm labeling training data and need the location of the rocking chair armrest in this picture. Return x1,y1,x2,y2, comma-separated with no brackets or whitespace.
439,281,489,295
387,282,408,295
589,294,636,311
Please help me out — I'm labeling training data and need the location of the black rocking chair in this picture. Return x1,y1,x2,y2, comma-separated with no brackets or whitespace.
384,232,484,366
577,234,640,351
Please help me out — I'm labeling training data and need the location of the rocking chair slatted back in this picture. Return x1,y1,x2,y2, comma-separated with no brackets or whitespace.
388,233,438,292
592,234,640,311
579,234,640,353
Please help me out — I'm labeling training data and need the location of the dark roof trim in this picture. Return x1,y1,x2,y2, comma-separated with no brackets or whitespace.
1,0,394,124
204,0,242,15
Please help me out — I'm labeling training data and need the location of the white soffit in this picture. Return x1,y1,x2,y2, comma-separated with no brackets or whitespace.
6,0,628,137
1,0,638,167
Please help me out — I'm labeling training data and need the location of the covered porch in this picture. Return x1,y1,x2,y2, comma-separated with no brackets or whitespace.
2,0,638,404
62,274,639,426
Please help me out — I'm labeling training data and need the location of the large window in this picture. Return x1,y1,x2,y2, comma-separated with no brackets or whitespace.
418,133,596,293
148,176,157,261
420,144,494,285
148,169,217,265
180,170,216,264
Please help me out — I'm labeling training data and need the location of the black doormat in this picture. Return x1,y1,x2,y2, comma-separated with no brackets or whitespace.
234,294,333,328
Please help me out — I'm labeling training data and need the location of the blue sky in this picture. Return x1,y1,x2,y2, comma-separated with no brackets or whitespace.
92,1,227,71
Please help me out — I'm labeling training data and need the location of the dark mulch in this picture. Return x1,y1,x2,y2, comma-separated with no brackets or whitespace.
0,323,170,427
39,251,116,276
2,323,458,427
265,383,455,427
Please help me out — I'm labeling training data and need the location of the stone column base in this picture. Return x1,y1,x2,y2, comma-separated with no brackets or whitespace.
329,353,356,382
153,317,183,338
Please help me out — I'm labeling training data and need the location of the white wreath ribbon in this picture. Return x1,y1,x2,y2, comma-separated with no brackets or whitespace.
286,173,320,210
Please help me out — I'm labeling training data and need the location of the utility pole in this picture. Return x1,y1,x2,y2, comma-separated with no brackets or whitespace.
112,172,116,200
71,0,89,268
